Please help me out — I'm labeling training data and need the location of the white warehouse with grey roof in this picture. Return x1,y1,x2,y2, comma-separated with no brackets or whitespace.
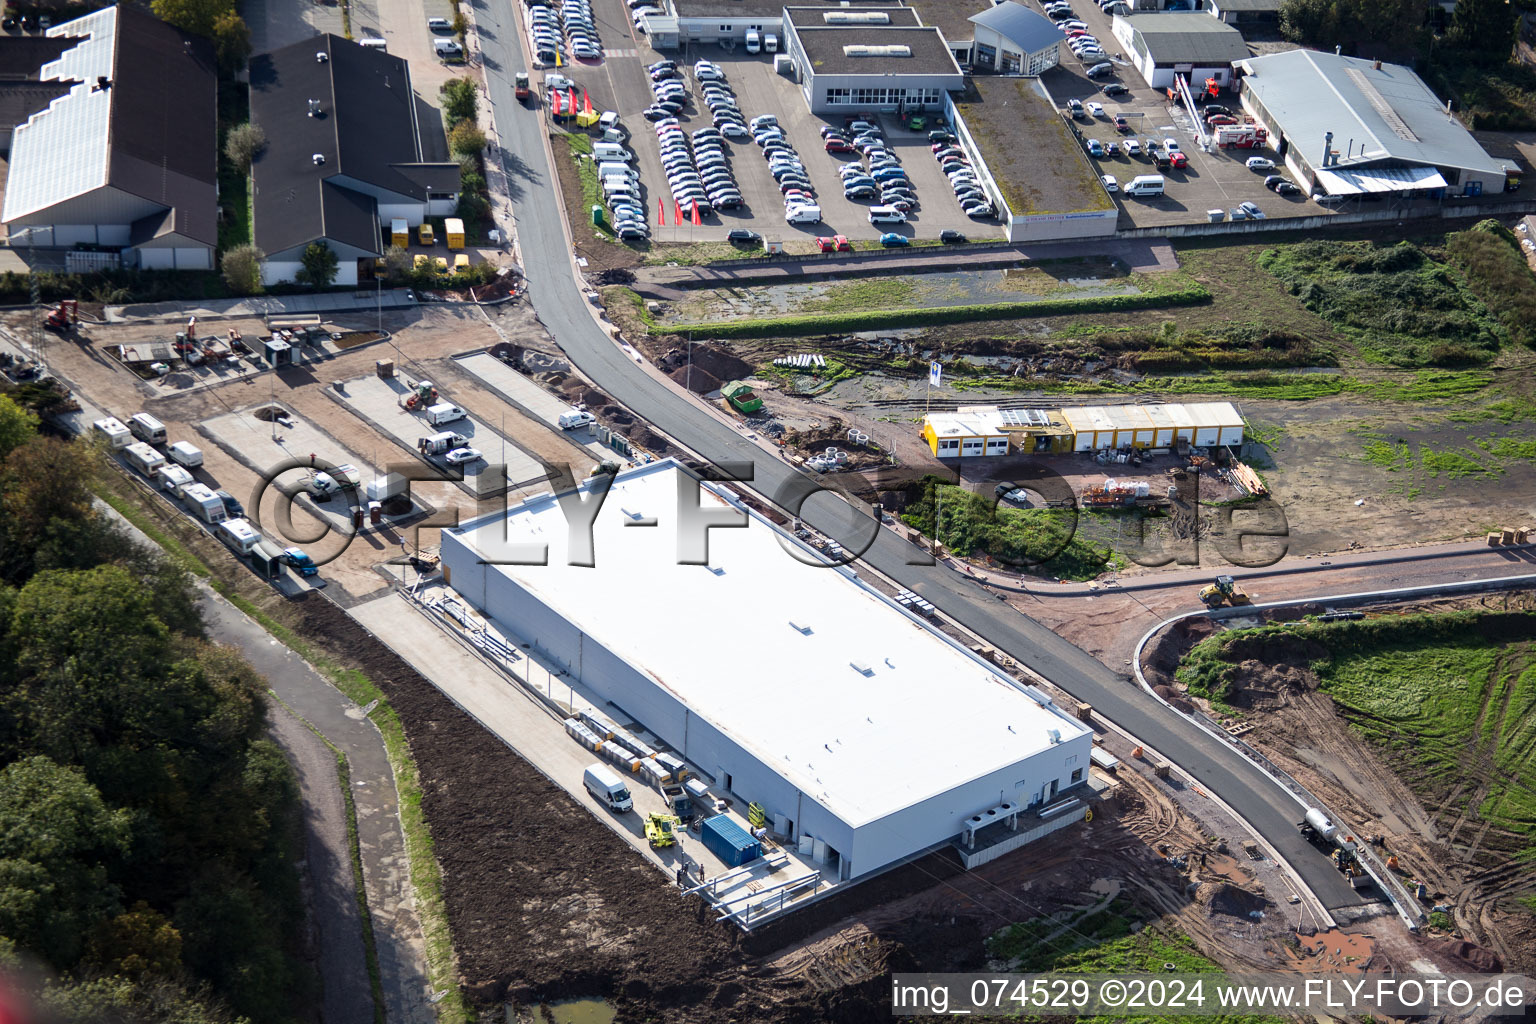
439,460,1094,881
1236,49,1511,198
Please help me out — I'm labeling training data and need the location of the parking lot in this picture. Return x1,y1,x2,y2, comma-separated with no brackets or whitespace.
537,3,1001,243
1026,0,1315,225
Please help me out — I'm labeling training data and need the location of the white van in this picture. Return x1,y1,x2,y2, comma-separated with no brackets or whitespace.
583,763,633,812
167,441,203,468
785,204,822,224
559,408,597,430
745,30,761,53
867,205,907,225
592,142,631,162
425,402,467,426
217,518,261,556
358,37,387,50
1125,174,1166,197
433,38,463,57
124,442,166,477
596,161,635,180
128,412,166,445
764,32,778,52
93,417,131,449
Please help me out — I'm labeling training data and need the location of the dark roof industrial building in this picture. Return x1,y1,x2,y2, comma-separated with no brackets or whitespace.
248,34,460,285
1,5,217,269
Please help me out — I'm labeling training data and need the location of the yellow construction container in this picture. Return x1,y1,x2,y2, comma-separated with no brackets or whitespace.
444,217,465,249
418,222,436,246
390,218,408,248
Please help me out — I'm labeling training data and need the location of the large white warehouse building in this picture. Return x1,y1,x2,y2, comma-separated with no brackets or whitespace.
440,460,1093,881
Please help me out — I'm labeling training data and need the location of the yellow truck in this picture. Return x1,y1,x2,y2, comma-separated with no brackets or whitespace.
444,217,465,249
390,218,408,248
418,222,435,246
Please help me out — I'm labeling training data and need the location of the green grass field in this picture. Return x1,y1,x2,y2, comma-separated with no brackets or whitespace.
1179,610,1536,860
900,479,1122,581
1257,239,1504,367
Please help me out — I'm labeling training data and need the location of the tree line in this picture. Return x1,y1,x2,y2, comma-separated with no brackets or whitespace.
0,398,307,1023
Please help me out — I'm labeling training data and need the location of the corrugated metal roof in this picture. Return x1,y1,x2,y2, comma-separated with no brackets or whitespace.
1240,49,1506,178
1119,13,1249,64
969,2,1063,55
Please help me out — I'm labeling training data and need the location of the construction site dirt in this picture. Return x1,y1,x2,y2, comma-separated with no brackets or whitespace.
279,591,1462,1021
1142,592,1536,974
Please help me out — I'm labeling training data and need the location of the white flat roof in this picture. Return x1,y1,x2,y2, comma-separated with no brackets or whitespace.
449,460,1088,827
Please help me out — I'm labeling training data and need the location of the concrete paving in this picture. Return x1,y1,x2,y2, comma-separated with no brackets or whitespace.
454,351,636,467
330,373,549,493
109,288,419,323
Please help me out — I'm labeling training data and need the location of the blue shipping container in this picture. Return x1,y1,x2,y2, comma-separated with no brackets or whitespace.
700,815,762,867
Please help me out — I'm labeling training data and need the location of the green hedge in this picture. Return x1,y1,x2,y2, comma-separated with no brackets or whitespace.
666,285,1212,339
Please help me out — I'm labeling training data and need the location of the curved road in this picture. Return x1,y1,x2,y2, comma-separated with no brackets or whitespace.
474,3,1369,911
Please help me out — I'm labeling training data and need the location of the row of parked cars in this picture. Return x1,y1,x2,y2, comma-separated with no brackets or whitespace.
527,2,569,67
929,130,997,219
824,118,920,219
1043,1,1108,65
748,115,824,224
557,0,602,61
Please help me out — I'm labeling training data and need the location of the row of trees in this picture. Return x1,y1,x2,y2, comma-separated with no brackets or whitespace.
0,399,306,1023
151,0,252,73
1279,0,1526,60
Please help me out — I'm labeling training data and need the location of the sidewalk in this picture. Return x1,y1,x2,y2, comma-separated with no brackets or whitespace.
107,288,420,323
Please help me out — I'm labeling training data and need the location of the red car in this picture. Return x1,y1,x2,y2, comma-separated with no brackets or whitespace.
824,139,853,153
1206,114,1237,126
1169,151,1188,168
832,234,851,251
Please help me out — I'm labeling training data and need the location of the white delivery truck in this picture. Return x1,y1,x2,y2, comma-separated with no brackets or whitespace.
124,442,166,476
181,482,227,524
558,408,597,430
157,464,195,498
425,402,468,426
583,763,633,812
419,430,470,455
93,417,132,449
166,441,203,468
217,518,261,556
127,412,167,444
592,142,631,162
366,473,407,503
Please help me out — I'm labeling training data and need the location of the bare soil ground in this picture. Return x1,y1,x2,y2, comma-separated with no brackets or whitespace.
1142,593,1536,973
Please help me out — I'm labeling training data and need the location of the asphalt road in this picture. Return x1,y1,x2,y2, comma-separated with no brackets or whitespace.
478,0,1366,911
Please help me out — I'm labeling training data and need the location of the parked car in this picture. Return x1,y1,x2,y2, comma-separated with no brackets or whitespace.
1238,201,1264,218
445,447,483,465
1245,156,1275,171
1102,83,1128,97
940,230,967,244
1101,174,1118,193
879,232,910,247
1275,181,1302,196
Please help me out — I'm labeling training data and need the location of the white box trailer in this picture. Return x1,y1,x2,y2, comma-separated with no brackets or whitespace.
124,442,166,476
127,412,167,444
93,417,132,449
181,482,227,524
166,441,203,468
217,518,261,555
156,464,195,498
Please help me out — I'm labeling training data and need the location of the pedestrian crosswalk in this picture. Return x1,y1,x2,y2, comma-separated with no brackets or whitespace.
603,47,636,58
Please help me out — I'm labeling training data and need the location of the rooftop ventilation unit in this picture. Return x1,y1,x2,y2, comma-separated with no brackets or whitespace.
849,660,873,676
788,620,812,635
824,11,890,23
843,44,913,57
312,153,326,165
316,51,329,63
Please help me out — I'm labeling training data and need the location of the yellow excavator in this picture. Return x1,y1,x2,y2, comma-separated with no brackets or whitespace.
645,812,681,848
1198,575,1250,609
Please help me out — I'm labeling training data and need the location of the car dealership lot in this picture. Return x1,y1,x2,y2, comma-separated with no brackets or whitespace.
555,40,999,242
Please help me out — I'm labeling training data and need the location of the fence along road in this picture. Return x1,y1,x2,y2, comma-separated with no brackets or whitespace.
475,0,1366,912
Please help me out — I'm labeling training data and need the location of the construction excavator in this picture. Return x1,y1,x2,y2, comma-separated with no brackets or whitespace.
43,300,78,334
1198,575,1251,609
645,812,681,848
